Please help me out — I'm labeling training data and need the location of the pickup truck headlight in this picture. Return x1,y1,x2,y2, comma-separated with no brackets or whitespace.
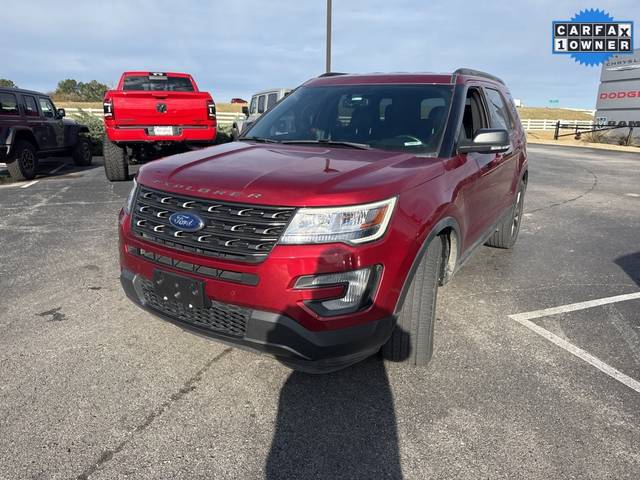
280,197,396,245
124,179,138,214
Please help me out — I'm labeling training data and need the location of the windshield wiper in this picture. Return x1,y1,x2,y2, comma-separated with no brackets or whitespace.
238,136,281,144
280,139,370,150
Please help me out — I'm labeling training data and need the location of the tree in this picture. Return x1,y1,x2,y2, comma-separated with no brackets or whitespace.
78,80,108,102
53,78,108,102
0,78,17,88
54,79,81,101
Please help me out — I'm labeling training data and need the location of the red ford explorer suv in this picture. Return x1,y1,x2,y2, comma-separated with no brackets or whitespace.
118,69,527,373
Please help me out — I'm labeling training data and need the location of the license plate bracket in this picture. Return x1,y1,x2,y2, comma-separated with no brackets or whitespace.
152,270,208,308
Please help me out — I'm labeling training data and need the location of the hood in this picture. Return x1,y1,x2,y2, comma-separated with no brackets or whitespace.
136,142,444,207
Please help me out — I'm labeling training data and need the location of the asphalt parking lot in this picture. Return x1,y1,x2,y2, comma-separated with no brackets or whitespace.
0,144,639,480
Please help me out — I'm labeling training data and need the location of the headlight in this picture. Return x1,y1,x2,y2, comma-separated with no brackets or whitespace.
280,197,396,245
124,178,138,214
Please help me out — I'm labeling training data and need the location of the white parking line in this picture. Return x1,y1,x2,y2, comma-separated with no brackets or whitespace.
510,315,640,394
509,292,640,394
20,180,39,189
509,292,640,322
49,164,67,175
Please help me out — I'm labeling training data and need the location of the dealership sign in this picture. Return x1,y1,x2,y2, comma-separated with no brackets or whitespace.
553,9,634,66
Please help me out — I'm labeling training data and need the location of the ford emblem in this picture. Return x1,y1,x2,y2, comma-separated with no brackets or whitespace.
169,212,205,232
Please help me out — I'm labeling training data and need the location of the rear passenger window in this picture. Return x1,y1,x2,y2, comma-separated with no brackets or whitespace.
23,95,39,117
0,93,19,115
484,88,512,131
267,93,278,109
257,95,266,114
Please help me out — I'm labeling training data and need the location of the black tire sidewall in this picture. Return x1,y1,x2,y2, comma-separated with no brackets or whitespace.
9,141,38,180
72,138,93,166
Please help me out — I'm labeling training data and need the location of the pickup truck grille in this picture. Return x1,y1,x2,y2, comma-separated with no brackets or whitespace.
139,278,249,337
131,186,296,263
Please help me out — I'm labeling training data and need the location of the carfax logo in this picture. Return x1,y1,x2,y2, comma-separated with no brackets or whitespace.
552,9,633,66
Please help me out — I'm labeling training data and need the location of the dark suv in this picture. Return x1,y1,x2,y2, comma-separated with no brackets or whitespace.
118,69,527,373
0,88,93,180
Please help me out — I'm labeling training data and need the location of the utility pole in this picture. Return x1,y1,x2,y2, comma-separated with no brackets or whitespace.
326,0,332,73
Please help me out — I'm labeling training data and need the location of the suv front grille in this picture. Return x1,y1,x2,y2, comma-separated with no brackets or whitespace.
131,186,296,263
139,278,249,337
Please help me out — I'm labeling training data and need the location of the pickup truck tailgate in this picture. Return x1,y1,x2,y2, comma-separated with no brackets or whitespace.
111,92,210,126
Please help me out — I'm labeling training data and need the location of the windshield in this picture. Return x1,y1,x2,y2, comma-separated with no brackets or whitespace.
122,75,195,92
244,84,453,155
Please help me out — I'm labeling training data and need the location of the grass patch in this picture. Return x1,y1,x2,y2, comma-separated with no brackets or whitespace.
517,107,594,121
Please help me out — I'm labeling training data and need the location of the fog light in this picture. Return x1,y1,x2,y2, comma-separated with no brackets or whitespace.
294,265,381,316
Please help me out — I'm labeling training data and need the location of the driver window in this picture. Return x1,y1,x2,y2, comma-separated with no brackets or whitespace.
460,88,487,141
39,97,55,119
249,96,257,115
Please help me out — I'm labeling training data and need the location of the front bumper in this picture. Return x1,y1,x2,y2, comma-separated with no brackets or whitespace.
121,269,394,372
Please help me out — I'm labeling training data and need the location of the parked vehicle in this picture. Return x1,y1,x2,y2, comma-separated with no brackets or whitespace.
102,71,217,182
119,69,527,373
230,98,248,104
0,88,92,180
231,88,290,139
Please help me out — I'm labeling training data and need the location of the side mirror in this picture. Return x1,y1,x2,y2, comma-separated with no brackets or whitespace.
458,128,510,154
241,106,249,117
57,108,66,118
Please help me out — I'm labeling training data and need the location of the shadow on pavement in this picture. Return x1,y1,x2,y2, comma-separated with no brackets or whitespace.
265,357,403,480
615,252,640,287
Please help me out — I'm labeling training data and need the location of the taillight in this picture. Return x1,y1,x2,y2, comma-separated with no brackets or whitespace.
103,99,113,119
207,100,216,120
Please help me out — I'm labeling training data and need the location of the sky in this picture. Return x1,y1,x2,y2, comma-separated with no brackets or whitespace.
2,0,637,108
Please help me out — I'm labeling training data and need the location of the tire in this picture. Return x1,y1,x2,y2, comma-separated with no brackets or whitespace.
103,135,129,182
382,236,444,366
231,125,240,140
485,180,526,249
72,137,93,166
7,140,38,181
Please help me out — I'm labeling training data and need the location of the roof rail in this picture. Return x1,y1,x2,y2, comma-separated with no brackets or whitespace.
453,68,505,85
318,72,348,77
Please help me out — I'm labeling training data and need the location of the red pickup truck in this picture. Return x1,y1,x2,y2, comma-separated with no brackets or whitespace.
102,72,217,181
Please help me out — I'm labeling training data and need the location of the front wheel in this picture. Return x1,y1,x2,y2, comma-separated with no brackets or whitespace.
72,137,93,166
7,140,38,181
382,236,443,366
485,179,526,249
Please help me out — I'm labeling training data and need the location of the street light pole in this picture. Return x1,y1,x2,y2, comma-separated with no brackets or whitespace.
326,0,332,73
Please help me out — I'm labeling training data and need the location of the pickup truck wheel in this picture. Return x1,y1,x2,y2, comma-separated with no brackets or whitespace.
485,180,526,249
103,136,129,181
382,236,443,366
72,137,93,166
7,140,38,181
231,125,240,140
